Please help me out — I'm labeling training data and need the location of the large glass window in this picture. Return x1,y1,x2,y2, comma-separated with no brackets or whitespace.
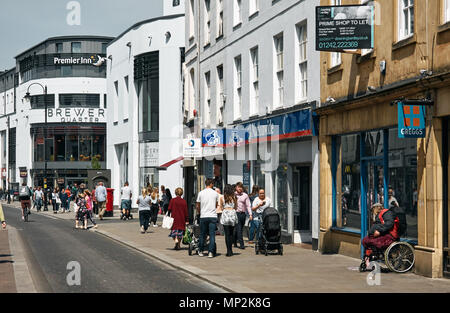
336,134,361,230
79,136,93,161
71,42,82,53
66,135,79,161
59,94,100,107
334,128,417,240
55,135,66,161
388,128,417,239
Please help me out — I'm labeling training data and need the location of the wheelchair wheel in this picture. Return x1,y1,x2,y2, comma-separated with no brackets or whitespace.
384,241,415,273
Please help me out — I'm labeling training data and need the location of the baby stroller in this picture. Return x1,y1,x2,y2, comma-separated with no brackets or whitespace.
187,215,215,256
255,207,283,256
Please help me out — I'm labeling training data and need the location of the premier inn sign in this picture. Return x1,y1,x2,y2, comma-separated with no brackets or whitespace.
47,108,106,123
53,55,107,67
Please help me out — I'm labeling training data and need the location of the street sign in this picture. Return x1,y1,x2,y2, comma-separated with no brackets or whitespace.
316,5,374,51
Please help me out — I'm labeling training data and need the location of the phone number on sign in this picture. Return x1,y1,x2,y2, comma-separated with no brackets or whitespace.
318,41,359,49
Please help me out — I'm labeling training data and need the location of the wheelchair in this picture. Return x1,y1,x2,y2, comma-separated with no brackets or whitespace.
359,240,415,273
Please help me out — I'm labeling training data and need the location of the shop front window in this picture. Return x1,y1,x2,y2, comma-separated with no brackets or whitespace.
388,128,417,240
79,135,93,161
55,135,65,161
336,134,361,230
93,135,105,161
334,128,417,240
66,135,79,161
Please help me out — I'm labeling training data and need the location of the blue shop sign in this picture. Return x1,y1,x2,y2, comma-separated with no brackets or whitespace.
398,103,426,138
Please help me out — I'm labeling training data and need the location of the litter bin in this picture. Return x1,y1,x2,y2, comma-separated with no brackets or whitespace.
104,188,114,217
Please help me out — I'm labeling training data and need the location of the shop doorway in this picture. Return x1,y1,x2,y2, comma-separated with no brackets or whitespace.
292,165,311,242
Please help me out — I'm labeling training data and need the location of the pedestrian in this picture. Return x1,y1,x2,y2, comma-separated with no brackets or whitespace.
0,202,6,229
162,188,172,215
233,182,252,250
71,183,79,211
215,188,224,236
34,186,44,212
196,178,219,258
388,188,399,209
59,187,69,213
95,182,107,220
84,190,97,229
65,186,71,212
120,181,132,220
220,185,238,257
76,192,88,229
32,187,36,210
137,187,152,233
149,187,160,227
249,188,271,244
168,187,189,250
44,188,51,211
247,185,259,240
52,187,61,214
92,186,98,216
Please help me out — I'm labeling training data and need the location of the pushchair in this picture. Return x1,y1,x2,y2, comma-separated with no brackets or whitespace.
187,215,216,256
255,207,283,256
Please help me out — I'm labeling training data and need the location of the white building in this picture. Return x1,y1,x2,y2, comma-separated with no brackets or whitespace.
0,36,112,192
106,0,185,208
184,0,320,247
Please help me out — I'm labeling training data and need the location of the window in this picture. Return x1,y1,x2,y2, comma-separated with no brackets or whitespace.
204,0,211,45
30,94,55,109
398,0,414,40
249,0,259,16
233,0,242,26
360,0,373,55
104,94,107,109
250,47,259,115
330,0,342,67
297,23,308,101
217,0,224,37
71,42,81,53
173,0,180,6
189,0,195,39
204,71,211,127
333,129,417,240
216,65,224,125
446,0,450,23
188,69,196,120
56,43,63,53
102,43,108,54
61,65,72,77
59,94,100,108
274,34,284,108
234,56,242,120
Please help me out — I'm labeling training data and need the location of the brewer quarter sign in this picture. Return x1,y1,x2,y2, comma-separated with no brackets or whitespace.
47,108,106,123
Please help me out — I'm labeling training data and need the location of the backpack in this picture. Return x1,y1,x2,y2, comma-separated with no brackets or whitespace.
19,186,31,199
391,206,407,237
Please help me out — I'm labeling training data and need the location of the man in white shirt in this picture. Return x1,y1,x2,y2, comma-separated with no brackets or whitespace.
120,182,132,220
196,178,219,258
34,186,44,212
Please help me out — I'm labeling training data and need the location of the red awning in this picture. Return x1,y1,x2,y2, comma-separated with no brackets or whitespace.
159,156,184,169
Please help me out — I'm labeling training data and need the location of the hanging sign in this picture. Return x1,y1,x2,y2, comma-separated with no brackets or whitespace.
398,103,426,138
316,5,374,51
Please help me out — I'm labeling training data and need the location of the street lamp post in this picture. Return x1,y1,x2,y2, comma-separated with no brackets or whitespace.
24,83,48,189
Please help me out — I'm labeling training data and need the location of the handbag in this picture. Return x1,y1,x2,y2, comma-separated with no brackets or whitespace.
221,209,238,226
162,213,174,229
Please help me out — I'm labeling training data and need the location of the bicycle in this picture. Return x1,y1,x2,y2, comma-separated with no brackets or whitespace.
21,200,31,222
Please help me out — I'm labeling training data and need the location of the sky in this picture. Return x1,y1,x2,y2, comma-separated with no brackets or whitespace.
0,0,163,70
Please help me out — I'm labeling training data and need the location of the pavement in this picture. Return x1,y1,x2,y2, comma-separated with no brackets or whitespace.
2,199,450,293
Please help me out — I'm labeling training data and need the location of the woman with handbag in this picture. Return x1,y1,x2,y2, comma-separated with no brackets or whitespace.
52,187,61,214
167,187,189,250
149,187,160,227
221,185,239,257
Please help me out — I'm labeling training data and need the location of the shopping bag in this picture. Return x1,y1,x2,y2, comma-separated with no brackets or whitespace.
182,228,192,245
162,214,174,229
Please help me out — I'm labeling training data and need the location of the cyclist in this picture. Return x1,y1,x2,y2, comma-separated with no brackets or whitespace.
19,182,33,221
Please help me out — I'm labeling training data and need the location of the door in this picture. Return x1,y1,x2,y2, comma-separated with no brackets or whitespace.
292,166,311,231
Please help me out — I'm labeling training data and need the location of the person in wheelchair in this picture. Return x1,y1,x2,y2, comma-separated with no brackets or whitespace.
362,203,400,270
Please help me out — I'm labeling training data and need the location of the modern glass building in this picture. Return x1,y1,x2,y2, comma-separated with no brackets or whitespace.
0,36,112,190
